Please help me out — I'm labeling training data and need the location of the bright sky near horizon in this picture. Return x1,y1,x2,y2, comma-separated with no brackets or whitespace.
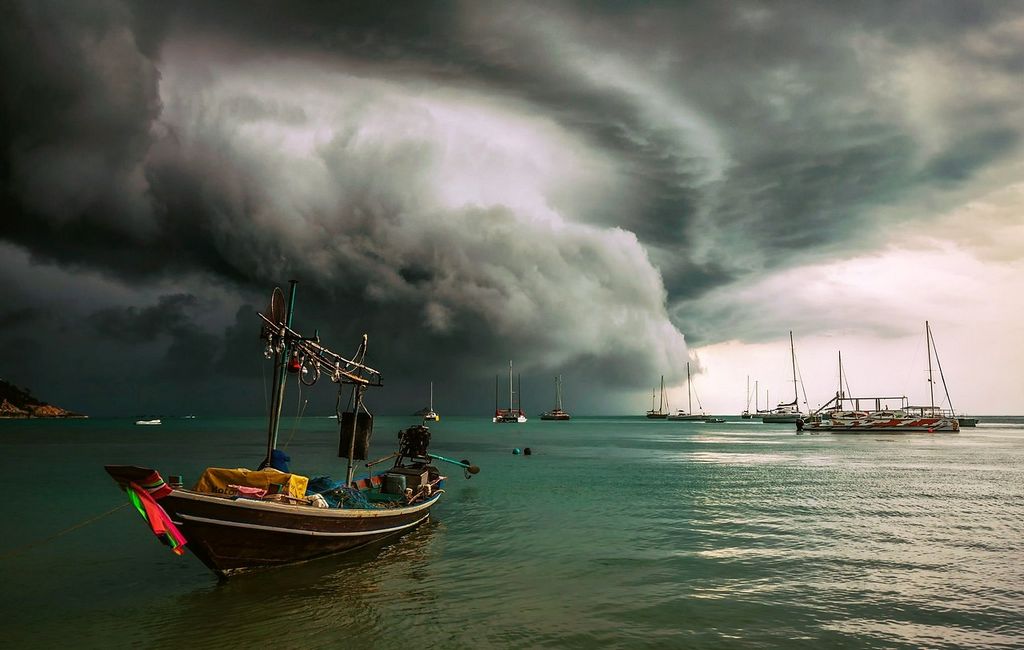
1,2,1022,416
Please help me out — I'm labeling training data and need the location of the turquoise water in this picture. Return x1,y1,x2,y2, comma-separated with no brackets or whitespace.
1,415,1023,648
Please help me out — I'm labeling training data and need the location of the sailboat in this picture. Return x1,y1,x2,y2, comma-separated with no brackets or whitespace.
741,376,752,419
421,382,440,422
540,375,571,420
761,332,806,423
645,375,669,418
105,282,478,578
669,363,705,421
493,361,527,423
798,322,959,433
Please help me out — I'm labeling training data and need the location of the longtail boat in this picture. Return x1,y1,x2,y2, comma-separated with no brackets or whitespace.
106,282,478,578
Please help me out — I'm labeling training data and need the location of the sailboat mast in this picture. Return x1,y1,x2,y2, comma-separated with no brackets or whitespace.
746,375,751,411
509,360,514,412
789,331,798,403
659,375,665,413
687,362,692,415
430,381,434,411
517,373,522,413
265,280,298,465
838,350,843,400
926,321,935,410
755,380,759,411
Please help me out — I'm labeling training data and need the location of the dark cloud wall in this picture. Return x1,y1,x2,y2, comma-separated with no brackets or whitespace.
1,1,1022,414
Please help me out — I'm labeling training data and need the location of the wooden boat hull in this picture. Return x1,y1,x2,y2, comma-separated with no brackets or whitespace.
106,466,441,578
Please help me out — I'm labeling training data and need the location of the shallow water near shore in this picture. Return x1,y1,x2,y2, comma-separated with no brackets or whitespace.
2,415,1023,648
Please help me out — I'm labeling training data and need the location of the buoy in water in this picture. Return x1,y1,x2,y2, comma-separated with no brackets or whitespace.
523,447,532,455
512,448,521,455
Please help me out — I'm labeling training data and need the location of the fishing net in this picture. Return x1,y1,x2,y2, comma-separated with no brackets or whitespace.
306,476,376,509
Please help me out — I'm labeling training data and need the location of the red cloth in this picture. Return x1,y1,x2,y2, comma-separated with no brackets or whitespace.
129,481,187,555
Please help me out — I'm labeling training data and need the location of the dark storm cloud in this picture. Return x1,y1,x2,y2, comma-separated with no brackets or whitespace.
89,293,198,342
2,0,1023,413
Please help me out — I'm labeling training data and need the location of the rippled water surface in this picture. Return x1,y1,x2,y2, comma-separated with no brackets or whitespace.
2,416,1023,648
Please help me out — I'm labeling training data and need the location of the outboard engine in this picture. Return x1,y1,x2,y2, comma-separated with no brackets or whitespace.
398,424,432,462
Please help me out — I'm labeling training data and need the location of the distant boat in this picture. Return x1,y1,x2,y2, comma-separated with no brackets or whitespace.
761,332,805,423
135,419,161,426
182,415,197,419
799,323,960,434
741,376,752,419
421,382,440,422
704,417,726,424
494,361,527,423
645,375,668,419
668,363,705,421
957,416,979,427
540,375,571,420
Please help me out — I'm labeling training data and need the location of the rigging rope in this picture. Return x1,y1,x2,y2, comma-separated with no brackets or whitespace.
929,327,955,412
0,502,129,559
282,374,309,451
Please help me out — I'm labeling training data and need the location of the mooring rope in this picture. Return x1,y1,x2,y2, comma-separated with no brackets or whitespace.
0,502,129,560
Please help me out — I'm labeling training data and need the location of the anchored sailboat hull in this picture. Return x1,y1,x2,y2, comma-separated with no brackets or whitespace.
802,416,959,433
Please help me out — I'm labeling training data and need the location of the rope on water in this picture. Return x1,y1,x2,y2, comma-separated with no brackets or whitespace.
0,502,129,560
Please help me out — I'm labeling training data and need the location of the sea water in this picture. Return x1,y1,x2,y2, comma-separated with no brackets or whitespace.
1,415,1022,649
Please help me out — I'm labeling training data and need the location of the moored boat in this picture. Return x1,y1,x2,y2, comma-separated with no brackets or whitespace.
761,332,806,423
421,381,440,422
645,375,669,419
741,376,752,419
799,322,960,434
105,283,478,578
494,361,527,423
540,375,571,420
668,362,705,421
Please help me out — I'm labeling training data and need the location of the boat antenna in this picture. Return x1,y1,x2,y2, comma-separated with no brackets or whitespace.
265,280,298,467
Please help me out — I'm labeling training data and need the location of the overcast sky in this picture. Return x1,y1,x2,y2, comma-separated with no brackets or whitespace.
1,1,1022,417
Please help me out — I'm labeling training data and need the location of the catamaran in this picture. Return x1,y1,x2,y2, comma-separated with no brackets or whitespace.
798,322,959,433
494,360,527,423
669,363,705,421
540,375,571,420
761,331,806,423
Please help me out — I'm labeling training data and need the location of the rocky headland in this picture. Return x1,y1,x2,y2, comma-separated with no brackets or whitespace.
0,380,86,418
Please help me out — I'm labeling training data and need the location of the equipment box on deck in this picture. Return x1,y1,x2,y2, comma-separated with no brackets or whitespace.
386,467,429,490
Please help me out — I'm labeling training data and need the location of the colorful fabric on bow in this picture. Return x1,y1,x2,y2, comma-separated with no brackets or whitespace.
127,481,187,555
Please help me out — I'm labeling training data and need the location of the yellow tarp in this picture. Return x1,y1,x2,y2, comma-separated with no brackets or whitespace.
193,467,308,499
